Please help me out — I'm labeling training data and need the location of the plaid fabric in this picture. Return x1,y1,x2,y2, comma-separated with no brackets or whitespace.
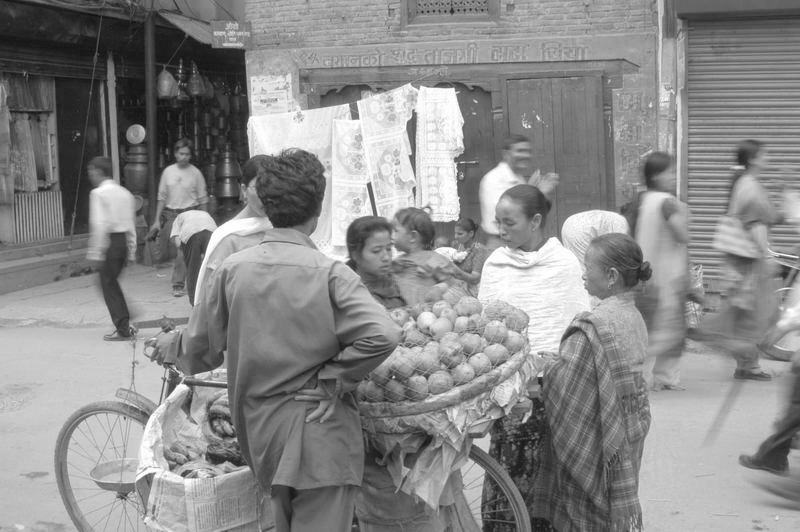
533,295,650,531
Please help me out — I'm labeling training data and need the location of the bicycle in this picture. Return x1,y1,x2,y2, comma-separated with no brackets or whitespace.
54,328,531,532
761,248,800,361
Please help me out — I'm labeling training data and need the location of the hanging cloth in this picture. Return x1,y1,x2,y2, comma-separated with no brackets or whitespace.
0,80,12,205
331,119,373,247
415,86,464,222
357,84,418,219
247,104,351,255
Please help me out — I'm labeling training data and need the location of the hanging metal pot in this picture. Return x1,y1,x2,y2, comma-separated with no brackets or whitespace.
157,67,178,99
215,144,242,199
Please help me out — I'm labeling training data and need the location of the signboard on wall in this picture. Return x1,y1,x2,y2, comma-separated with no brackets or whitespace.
211,20,252,49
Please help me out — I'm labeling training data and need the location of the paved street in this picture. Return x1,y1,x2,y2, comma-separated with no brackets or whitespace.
1,266,800,531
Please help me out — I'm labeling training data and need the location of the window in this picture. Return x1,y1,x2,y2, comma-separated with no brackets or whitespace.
406,0,499,23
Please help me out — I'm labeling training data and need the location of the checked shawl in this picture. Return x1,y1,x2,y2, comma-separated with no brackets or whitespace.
532,294,650,531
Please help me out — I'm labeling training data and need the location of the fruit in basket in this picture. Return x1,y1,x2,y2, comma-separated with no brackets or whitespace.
453,316,470,333
484,300,512,321
439,340,464,368
443,287,464,306
390,350,416,381
454,296,482,317
484,343,510,366
440,331,460,344
416,311,437,333
468,353,492,376
389,308,410,326
469,314,486,335
416,348,440,375
371,361,393,386
408,303,428,319
483,320,508,343
503,330,527,354
432,301,452,317
384,379,407,402
406,375,429,401
458,333,482,355
403,327,429,347
424,284,447,303
428,371,455,394
452,362,476,385
364,381,384,402
430,317,454,339
440,308,459,325
504,308,530,333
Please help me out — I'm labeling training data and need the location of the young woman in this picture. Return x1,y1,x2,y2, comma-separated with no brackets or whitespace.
532,233,652,531
703,140,783,381
346,216,405,310
478,184,590,530
449,218,491,297
346,215,445,531
633,152,690,390
391,207,454,306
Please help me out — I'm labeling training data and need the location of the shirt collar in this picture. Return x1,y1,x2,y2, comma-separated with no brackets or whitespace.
261,227,318,249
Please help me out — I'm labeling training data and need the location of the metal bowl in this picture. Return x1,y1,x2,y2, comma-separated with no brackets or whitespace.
89,458,139,493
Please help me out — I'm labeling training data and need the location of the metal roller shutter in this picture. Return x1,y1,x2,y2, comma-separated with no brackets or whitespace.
686,18,800,280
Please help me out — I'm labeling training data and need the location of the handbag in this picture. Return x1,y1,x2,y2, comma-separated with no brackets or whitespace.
711,215,761,259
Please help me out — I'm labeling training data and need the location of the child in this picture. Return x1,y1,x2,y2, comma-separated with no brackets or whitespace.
391,207,454,305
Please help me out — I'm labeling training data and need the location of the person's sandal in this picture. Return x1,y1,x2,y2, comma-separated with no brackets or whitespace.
739,454,788,475
734,369,772,381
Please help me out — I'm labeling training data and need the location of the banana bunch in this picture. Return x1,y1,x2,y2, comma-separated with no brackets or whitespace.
163,441,203,469
207,391,236,439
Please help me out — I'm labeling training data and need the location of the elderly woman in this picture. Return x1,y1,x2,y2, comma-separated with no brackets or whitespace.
478,184,590,529
532,233,652,531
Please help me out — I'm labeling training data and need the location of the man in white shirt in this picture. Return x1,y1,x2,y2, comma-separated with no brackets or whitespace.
87,156,137,341
479,134,559,249
170,210,217,306
148,138,208,297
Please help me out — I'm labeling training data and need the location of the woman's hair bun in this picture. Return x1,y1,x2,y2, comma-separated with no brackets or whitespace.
637,261,653,282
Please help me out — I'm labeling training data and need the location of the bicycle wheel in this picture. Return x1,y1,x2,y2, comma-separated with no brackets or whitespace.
55,401,150,531
458,445,531,532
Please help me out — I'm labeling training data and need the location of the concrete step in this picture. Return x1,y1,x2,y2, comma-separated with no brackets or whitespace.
0,236,92,295
0,234,89,262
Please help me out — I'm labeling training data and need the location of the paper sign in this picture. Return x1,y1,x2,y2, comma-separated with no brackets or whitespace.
211,20,252,49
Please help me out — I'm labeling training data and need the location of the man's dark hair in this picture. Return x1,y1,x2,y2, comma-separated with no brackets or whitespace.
240,155,271,186
256,149,326,228
87,156,112,177
502,134,531,151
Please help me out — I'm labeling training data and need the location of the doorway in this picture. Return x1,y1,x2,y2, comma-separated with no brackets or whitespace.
506,76,607,238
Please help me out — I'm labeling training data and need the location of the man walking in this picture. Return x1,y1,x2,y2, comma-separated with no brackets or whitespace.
479,134,559,249
87,156,137,341
149,138,208,297
169,209,217,306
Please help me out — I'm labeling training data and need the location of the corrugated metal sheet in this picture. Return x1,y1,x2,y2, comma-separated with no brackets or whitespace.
687,18,800,280
13,190,64,243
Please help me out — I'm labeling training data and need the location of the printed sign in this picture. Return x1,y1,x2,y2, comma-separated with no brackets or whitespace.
211,20,252,49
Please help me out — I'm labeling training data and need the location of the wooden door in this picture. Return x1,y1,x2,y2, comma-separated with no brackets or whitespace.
56,78,104,235
506,76,607,238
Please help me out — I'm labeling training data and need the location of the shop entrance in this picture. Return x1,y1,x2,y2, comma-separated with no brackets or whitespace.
506,76,607,238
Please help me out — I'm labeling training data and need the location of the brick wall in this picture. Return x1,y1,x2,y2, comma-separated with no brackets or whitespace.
246,0,657,48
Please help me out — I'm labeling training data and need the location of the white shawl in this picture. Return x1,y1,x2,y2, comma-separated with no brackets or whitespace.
479,238,591,352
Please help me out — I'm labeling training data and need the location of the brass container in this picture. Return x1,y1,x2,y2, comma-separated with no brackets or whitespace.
215,145,242,199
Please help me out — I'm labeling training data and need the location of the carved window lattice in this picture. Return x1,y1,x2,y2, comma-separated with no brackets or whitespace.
407,0,498,21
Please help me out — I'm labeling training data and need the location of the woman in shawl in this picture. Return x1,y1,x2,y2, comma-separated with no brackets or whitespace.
631,152,690,390
702,140,783,381
532,233,651,531
478,184,590,531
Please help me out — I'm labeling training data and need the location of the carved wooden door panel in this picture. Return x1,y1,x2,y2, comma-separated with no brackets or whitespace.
506,76,606,238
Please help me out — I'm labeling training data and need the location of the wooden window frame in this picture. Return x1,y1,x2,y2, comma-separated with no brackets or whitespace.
403,0,500,25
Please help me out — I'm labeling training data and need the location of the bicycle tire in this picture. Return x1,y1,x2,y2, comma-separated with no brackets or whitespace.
463,445,532,532
55,401,150,532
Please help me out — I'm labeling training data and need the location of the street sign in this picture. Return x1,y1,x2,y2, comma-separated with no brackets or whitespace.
211,20,252,49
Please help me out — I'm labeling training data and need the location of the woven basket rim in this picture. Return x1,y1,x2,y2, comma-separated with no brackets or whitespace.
357,350,529,418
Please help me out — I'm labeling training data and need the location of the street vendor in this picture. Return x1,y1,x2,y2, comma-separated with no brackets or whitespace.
478,184,590,529
150,149,401,532
346,215,447,531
